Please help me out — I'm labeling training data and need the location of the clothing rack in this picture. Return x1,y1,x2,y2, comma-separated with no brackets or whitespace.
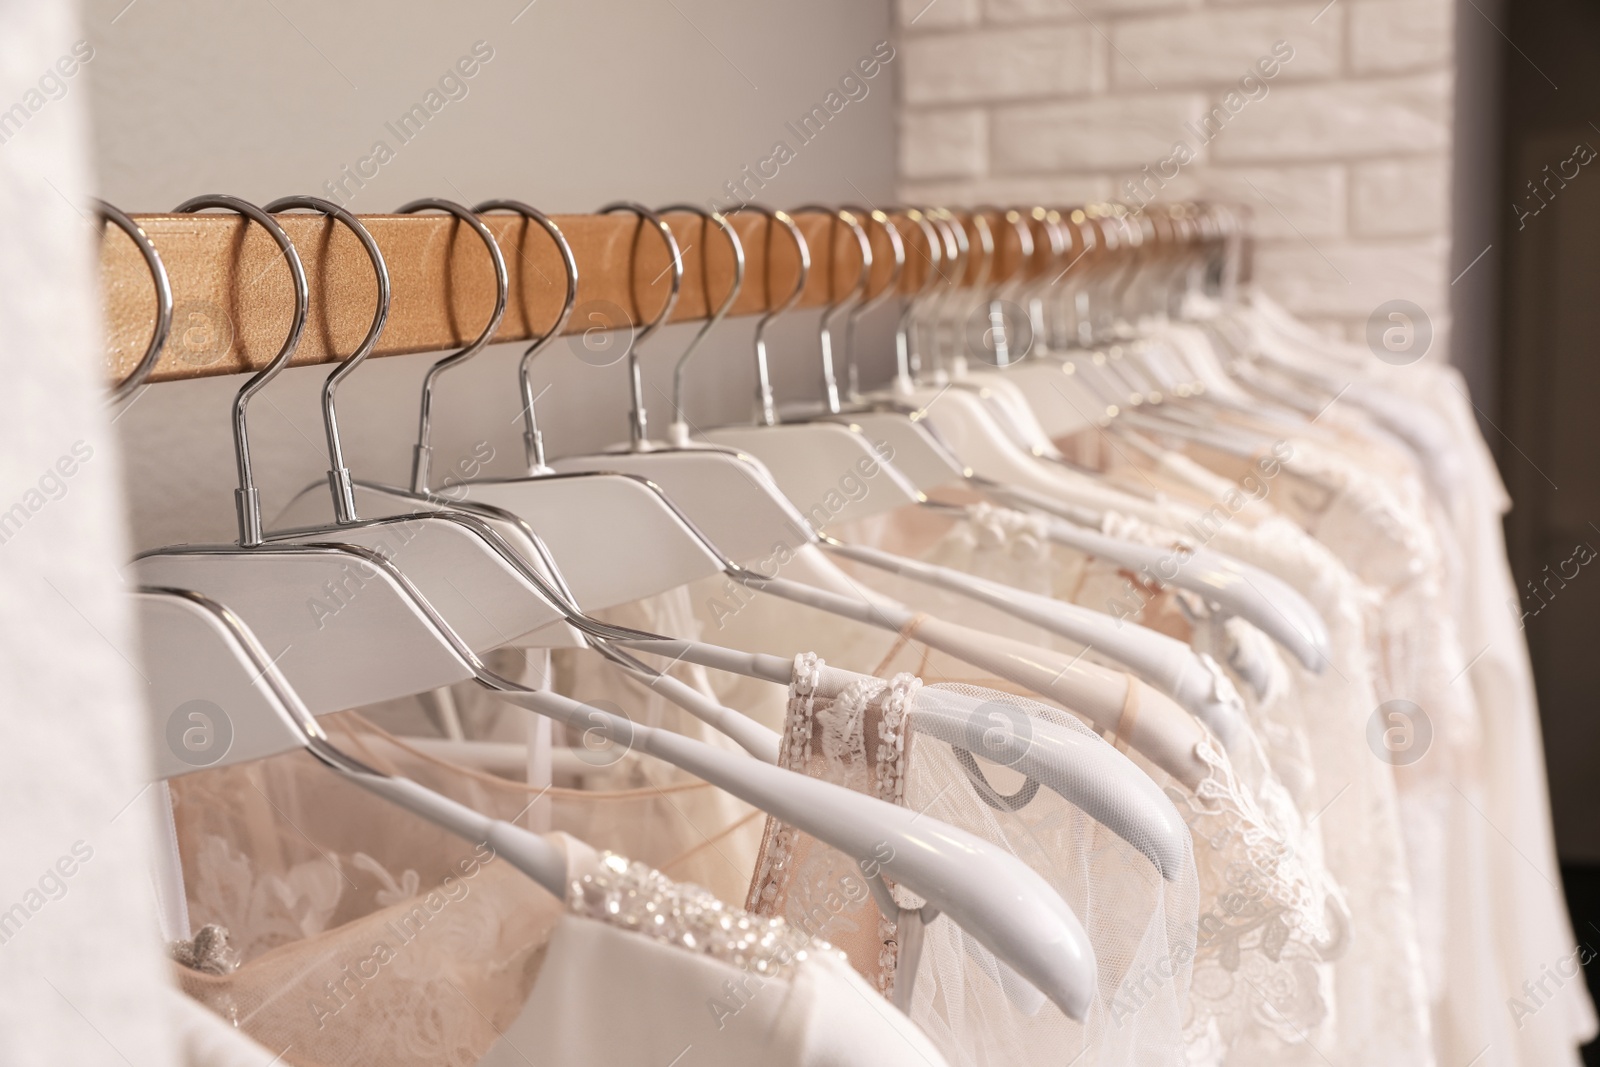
94,204,1199,386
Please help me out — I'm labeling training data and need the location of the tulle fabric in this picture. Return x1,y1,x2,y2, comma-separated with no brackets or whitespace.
163,710,774,1066
826,504,1350,1063
905,684,1200,1067
1232,294,1597,1066
1090,482,1437,1066
741,655,1199,1067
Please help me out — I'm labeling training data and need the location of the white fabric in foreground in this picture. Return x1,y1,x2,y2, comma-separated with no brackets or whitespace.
0,1,183,1063
482,915,951,1067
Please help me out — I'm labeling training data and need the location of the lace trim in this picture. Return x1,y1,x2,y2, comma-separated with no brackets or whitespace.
752,658,923,999
569,851,838,981
1173,736,1347,1047
1185,738,1329,940
876,672,921,807
749,654,822,915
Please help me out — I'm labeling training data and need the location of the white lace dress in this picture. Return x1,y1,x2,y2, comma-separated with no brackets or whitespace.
1238,294,1598,1067
824,506,1353,1066
746,653,1201,1067
166,723,948,1067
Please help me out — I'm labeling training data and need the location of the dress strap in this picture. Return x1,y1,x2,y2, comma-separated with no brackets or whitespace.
872,612,930,677
1113,673,1142,755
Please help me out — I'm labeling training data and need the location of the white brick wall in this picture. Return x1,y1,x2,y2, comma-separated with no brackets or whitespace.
895,0,1456,339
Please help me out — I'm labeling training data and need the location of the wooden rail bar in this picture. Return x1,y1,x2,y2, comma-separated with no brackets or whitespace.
98,208,909,385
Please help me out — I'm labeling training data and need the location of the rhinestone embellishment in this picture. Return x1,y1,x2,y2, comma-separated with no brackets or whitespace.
570,852,841,980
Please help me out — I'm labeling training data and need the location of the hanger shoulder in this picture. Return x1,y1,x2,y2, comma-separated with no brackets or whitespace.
135,589,312,777
266,514,575,652
132,546,475,714
700,423,921,526
548,448,812,568
842,410,968,491
454,473,727,609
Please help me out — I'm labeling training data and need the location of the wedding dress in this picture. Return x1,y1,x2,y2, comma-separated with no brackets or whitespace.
743,652,1198,1066
820,506,1356,1065
1053,406,1440,1065
1082,297,1591,1067
165,718,949,1067
1235,294,1598,1067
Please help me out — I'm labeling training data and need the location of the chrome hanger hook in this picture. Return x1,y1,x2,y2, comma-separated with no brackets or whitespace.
923,208,969,382
884,207,943,393
960,210,1000,370
972,206,1036,368
474,200,578,473
729,204,809,426
839,207,904,402
794,205,871,415
397,198,509,493
264,195,391,525
1021,207,1068,349
656,203,744,440
174,194,308,548
97,199,174,404
598,202,683,450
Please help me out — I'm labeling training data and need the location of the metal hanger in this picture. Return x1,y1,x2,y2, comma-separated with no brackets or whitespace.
802,208,1326,676
97,199,174,405
545,203,822,567
253,198,783,759
114,203,1108,1000
136,585,571,898
664,203,746,445
478,199,579,474
133,195,533,708
669,208,1246,741
253,196,584,650
695,204,924,524
145,541,1101,1019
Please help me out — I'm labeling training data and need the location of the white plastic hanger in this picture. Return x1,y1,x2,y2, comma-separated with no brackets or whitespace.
143,536,1100,1018
131,197,774,762
515,206,1240,757
236,202,1189,797
889,208,1332,670
822,538,1245,746
115,201,1099,1013
135,585,572,898
273,203,749,606
230,201,1206,804
616,637,1192,882
693,204,925,524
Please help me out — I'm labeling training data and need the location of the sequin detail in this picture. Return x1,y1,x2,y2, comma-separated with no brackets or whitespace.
168,923,240,976
569,852,840,981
